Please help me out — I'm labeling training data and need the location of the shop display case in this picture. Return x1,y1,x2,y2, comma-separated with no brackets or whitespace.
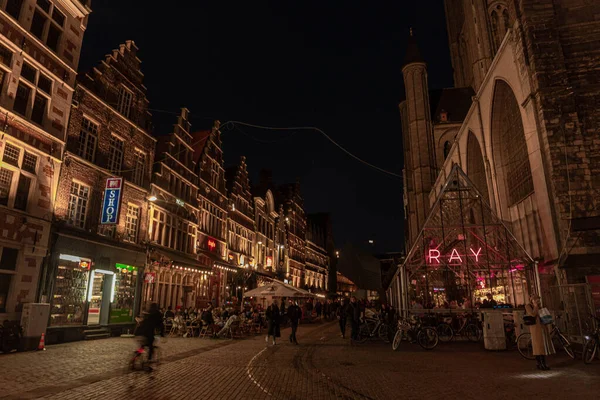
110,264,138,323
50,258,91,326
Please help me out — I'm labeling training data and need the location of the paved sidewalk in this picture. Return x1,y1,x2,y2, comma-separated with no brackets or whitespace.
0,335,232,399
1,320,599,400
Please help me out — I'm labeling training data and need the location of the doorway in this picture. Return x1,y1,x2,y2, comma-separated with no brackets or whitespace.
86,270,114,326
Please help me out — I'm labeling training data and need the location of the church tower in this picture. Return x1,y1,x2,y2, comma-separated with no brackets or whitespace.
444,0,504,91
399,30,437,250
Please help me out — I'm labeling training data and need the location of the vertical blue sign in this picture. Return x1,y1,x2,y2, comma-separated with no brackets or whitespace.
101,177,123,224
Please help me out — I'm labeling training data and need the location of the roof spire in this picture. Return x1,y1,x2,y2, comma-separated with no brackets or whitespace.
403,27,424,66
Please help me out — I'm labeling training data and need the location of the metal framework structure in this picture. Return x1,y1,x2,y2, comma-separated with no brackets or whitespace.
396,165,536,309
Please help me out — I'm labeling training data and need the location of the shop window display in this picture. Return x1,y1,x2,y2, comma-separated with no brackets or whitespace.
50,257,91,326
110,263,138,324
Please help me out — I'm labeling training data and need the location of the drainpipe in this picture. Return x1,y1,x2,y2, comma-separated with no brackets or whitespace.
474,96,499,214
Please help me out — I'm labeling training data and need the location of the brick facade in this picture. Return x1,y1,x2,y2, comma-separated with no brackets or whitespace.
0,0,90,319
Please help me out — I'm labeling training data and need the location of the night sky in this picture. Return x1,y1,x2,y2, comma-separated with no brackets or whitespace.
79,1,454,253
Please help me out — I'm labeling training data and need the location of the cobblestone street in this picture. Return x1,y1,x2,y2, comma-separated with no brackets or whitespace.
0,322,599,400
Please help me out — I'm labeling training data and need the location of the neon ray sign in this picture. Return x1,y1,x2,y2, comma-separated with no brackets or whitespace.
426,247,482,265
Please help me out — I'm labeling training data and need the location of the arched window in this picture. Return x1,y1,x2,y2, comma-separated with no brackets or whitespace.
491,80,533,206
443,141,452,160
502,9,510,32
490,10,500,51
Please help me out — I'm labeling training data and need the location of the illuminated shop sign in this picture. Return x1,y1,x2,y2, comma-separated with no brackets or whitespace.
207,238,217,251
426,247,482,265
100,177,123,224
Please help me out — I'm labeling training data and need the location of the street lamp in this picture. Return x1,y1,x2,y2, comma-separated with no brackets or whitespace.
147,195,157,202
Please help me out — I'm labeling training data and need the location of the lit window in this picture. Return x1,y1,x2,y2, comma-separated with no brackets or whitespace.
0,168,14,206
78,117,98,162
107,135,124,174
2,143,20,167
22,152,38,174
124,204,139,243
117,86,133,118
132,149,145,186
67,181,89,229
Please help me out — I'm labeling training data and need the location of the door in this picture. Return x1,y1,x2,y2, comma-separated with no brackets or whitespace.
87,271,107,325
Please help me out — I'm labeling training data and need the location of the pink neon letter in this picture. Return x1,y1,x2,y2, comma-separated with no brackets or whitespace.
448,248,463,263
470,247,482,262
428,249,440,264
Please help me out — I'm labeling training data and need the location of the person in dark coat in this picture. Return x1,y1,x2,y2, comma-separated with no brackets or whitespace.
137,303,164,363
348,296,361,342
287,300,301,344
337,298,350,338
315,301,322,319
164,305,175,319
265,299,281,345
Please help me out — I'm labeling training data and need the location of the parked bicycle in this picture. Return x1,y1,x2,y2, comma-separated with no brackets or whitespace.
516,315,574,360
436,313,481,342
392,316,438,351
583,314,600,364
355,314,391,344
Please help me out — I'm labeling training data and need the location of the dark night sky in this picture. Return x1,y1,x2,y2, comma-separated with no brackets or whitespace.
79,1,454,253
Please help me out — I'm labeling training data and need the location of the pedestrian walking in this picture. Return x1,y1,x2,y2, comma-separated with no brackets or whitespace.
287,300,301,344
348,296,361,343
525,294,555,370
265,299,281,346
337,298,349,338
315,300,322,319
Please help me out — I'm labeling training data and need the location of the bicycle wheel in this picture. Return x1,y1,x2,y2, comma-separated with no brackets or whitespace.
129,351,145,371
517,333,535,360
465,324,481,342
556,333,575,360
354,323,370,344
392,329,402,351
378,324,391,343
417,327,439,350
583,337,598,364
436,323,454,342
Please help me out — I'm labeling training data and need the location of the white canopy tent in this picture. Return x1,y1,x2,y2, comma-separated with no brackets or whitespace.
244,280,315,308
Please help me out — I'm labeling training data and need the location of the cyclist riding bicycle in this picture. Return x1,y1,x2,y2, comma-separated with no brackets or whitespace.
136,303,165,365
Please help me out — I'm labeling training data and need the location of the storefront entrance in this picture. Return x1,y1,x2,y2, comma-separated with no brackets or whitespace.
86,270,114,326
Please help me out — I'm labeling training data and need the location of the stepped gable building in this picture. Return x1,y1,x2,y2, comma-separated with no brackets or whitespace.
278,182,306,288
305,213,331,292
225,157,255,271
50,39,154,339
0,0,91,321
399,0,600,307
193,121,233,306
252,170,287,279
145,108,211,310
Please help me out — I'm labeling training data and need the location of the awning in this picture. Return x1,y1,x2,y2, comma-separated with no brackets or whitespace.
150,248,211,272
55,233,145,270
197,250,239,272
244,280,315,298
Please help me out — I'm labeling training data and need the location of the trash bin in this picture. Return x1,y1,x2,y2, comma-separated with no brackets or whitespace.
512,310,529,338
483,311,506,350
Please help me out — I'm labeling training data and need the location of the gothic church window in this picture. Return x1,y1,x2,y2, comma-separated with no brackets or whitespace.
491,80,533,206
443,141,452,160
